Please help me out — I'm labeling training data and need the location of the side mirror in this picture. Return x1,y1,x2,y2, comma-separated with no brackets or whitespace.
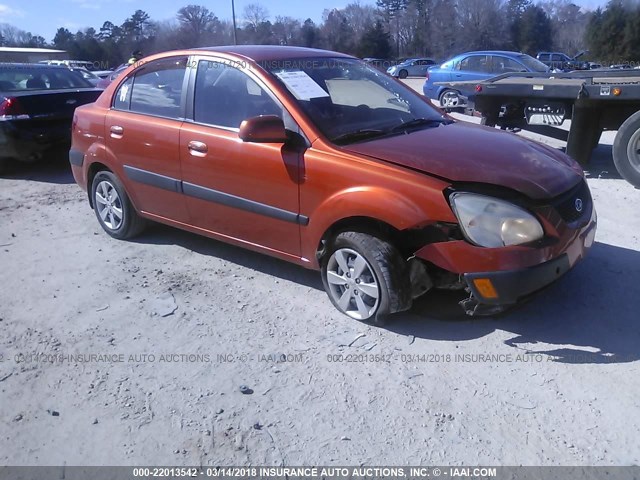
239,115,288,143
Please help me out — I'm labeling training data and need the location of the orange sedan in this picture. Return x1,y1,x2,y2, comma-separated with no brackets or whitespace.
70,46,596,323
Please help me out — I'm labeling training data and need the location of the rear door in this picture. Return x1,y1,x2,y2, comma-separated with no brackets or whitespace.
105,56,190,223
453,55,493,81
179,58,303,257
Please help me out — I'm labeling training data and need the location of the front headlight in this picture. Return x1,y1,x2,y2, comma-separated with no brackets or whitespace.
450,192,544,247
387,67,396,74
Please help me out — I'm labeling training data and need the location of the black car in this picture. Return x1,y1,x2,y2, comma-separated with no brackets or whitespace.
536,51,588,71
0,63,102,172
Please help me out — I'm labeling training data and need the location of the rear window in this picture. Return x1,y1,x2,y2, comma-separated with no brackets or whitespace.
0,66,93,91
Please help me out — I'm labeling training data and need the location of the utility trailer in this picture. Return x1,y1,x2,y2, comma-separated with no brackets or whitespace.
436,70,640,188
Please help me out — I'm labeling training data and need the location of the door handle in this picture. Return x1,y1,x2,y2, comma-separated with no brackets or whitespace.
188,140,208,156
110,125,124,137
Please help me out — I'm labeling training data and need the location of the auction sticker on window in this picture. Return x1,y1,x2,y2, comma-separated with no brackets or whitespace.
275,71,329,100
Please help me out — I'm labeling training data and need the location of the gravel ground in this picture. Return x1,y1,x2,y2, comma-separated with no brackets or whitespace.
1,86,639,466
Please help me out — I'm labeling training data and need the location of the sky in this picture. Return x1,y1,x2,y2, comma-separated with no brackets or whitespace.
0,0,608,44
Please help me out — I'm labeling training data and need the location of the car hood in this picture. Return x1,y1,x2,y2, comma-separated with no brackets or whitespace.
340,121,584,200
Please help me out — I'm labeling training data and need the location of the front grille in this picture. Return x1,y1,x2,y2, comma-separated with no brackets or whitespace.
553,180,592,225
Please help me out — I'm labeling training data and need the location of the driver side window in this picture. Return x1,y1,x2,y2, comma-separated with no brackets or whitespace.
194,60,282,129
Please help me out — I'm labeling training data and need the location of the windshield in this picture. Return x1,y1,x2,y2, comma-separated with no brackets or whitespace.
265,57,448,144
517,55,549,73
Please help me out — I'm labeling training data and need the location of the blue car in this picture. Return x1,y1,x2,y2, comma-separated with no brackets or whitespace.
423,51,549,108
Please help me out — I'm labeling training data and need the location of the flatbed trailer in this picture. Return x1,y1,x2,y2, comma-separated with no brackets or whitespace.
436,70,640,187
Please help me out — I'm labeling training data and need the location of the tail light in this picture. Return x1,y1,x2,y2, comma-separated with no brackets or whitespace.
0,97,28,120
425,70,430,81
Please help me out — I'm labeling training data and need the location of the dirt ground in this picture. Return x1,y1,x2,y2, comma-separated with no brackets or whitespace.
1,85,639,466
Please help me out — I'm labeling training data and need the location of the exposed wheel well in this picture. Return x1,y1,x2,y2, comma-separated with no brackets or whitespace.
317,217,397,260
316,216,457,262
87,162,112,208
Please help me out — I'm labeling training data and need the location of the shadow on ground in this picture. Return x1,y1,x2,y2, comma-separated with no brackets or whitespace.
133,223,323,291
391,241,640,365
1,153,74,185
583,143,624,181
132,221,640,365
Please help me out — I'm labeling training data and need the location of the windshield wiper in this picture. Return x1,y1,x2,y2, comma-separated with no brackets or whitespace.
331,129,387,145
387,117,453,133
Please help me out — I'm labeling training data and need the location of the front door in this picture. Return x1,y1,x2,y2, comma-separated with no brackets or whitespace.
180,59,302,257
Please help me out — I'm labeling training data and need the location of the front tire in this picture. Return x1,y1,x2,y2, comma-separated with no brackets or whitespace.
613,110,640,188
398,69,408,79
91,171,145,239
321,232,411,325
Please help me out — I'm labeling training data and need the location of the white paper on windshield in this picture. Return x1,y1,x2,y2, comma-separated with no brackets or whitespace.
275,71,329,100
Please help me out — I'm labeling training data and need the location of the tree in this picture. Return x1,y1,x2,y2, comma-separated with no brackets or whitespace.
243,3,269,29
376,0,408,57
177,5,219,46
585,1,627,62
517,4,553,55
429,0,459,59
322,9,356,54
122,10,153,43
540,0,589,54
300,18,321,48
27,35,48,48
457,0,506,51
506,0,532,49
272,16,301,45
358,20,393,58
53,27,74,50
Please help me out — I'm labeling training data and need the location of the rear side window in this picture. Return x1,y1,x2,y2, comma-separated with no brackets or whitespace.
457,55,490,73
113,57,188,119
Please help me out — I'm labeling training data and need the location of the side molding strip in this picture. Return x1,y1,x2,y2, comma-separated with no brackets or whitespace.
123,165,182,193
183,182,308,226
122,164,308,226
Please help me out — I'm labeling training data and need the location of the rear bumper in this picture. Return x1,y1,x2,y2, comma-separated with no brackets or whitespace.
0,121,70,161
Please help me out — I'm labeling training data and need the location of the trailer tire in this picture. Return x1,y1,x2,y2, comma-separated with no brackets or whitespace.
613,110,640,188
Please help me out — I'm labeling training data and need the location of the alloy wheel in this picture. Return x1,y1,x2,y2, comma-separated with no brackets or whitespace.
325,248,380,320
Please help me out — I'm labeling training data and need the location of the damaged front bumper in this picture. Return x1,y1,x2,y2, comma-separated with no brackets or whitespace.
414,208,597,316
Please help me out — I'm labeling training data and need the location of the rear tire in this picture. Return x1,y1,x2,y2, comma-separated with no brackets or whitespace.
613,110,640,188
91,171,146,239
439,89,461,110
321,232,412,326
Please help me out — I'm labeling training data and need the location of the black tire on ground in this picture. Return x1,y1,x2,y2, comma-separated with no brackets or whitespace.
91,170,146,239
439,89,460,110
613,110,640,188
321,231,412,326
480,114,498,128
398,69,408,79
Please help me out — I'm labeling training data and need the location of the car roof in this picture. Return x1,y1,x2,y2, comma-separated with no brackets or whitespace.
195,45,354,62
455,51,526,57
